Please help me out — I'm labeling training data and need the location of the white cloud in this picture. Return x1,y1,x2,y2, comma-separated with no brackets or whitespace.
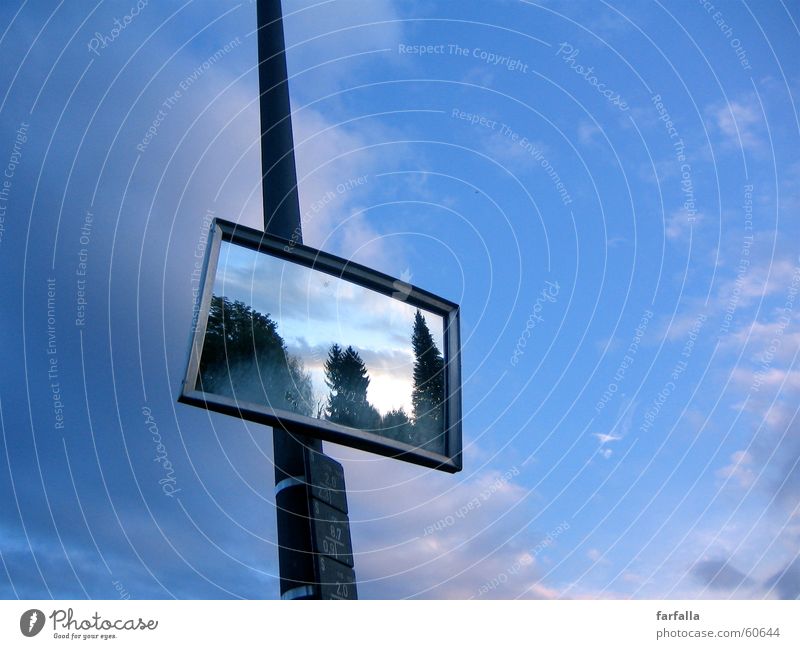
319,445,568,599
283,0,403,99
665,209,701,241
725,319,800,365
290,107,426,273
594,433,621,445
522,581,561,599
707,97,764,151
716,450,756,489
292,108,378,249
661,309,707,342
587,548,610,566
577,120,603,146
733,367,800,393
716,256,799,309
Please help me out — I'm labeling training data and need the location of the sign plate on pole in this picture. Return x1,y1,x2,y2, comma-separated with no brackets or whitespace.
311,499,354,568
306,450,348,513
317,555,357,600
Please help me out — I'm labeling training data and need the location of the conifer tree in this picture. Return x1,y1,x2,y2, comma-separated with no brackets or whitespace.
324,344,379,429
411,309,445,441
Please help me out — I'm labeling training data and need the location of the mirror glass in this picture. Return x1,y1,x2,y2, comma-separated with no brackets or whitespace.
195,241,447,454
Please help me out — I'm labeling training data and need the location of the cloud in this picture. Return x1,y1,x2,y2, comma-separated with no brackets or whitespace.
716,255,800,310
665,209,701,241
691,558,754,591
765,555,800,599
523,581,561,599
587,548,610,566
283,0,403,99
660,309,708,342
0,505,278,599
684,381,800,599
707,97,765,151
725,321,800,366
594,433,621,445
290,107,424,273
716,450,756,489
766,409,800,509
725,376,800,510
291,108,381,252
319,447,568,599
577,121,603,146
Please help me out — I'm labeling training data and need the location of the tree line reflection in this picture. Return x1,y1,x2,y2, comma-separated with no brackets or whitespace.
197,295,446,452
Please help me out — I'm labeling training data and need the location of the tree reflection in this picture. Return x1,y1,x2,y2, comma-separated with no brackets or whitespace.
197,296,446,451
323,344,380,429
411,309,445,449
197,296,314,416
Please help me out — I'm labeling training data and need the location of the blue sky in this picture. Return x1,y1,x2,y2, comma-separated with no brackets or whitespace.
0,0,798,599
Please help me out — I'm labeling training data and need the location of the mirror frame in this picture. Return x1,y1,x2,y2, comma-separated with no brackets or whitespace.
179,218,462,473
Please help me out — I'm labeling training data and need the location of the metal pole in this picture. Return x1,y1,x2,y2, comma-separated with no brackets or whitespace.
256,0,321,600
257,0,302,238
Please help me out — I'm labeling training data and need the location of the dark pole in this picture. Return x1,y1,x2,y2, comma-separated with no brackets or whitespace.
257,0,302,238
256,0,321,600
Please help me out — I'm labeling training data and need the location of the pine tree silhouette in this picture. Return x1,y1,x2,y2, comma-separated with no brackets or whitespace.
323,344,380,429
411,309,445,445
